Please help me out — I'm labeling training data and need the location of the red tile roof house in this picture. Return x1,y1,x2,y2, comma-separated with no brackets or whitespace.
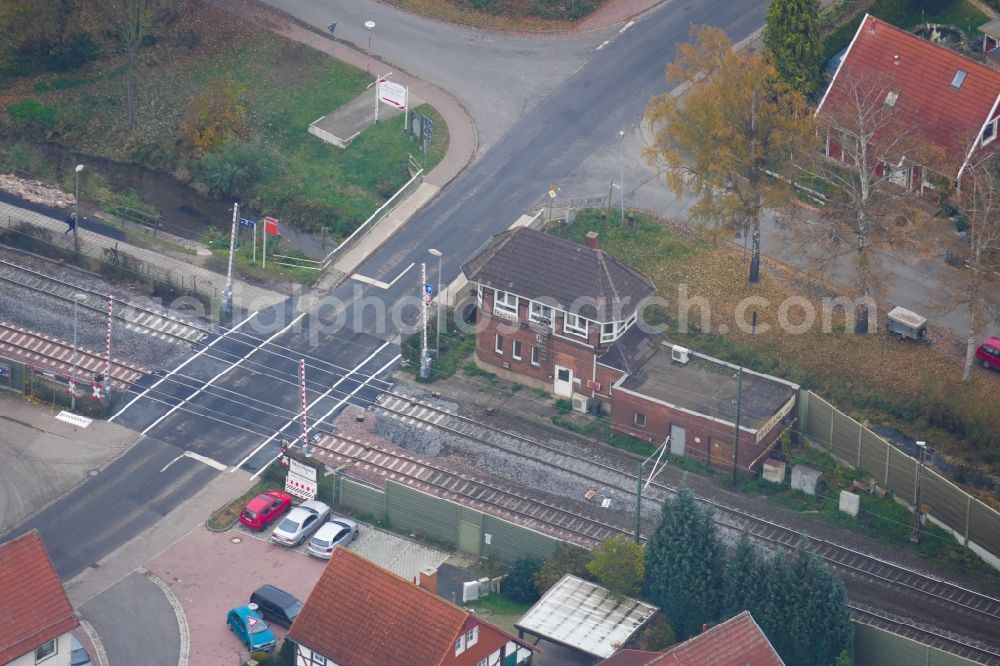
286,548,535,666
0,531,80,666
816,14,1000,194
461,227,658,413
599,611,784,666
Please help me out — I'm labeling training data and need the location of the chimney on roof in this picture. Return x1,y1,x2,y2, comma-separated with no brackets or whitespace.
893,54,899,65
702,623,709,634
417,567,438,594
585,231,600,250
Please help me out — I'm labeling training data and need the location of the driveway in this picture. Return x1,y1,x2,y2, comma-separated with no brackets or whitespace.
146,524,448,666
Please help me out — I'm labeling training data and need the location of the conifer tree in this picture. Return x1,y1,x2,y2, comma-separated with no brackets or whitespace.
764,0,824,96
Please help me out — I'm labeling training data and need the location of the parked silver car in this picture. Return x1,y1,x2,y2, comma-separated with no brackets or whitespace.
307,517,359,559
270,500,330,547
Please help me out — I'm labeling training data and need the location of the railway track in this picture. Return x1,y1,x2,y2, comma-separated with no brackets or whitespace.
371,391,1000,647
308,430,631,547
849,605,1000,665
0,321,147,387
0,258,208,344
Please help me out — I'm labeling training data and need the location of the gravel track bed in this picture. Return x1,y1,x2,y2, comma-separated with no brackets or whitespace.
332,404,641,540
0,248,200,370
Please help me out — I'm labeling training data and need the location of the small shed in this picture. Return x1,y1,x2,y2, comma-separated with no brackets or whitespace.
515,575,658,659
979,18,1000,52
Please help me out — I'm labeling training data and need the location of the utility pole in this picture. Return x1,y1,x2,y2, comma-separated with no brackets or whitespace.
420,262,430,379
635,459,645,544
731,367,744,486
911,440,930,543
619,130,625,223
429,248,443,357
74,164,84,252
221,203,238,325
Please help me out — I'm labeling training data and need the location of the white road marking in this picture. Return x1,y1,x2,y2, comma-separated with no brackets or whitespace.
619,20,634,33
111,310,259,421
160,451,228,473
140,312,306,435
351,262,415,290
238,340,394,474
56,411,92,428
596,40,610,50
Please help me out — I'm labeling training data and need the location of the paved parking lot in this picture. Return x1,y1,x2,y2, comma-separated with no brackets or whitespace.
147,521,448,666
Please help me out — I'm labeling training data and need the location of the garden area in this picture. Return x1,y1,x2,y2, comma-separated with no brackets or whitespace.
0,0,447,249
379,0,604,30
548,210,1000,489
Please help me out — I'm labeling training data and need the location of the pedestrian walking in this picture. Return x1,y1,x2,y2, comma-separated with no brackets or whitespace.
65,212,76,235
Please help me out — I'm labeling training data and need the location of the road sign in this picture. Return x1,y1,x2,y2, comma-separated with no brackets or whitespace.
238,217,255,228
423,294,432,303
422,115,434,142
379,80,408,110
424,283,434,295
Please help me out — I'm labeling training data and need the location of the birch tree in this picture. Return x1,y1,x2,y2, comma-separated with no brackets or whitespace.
645,26,813,284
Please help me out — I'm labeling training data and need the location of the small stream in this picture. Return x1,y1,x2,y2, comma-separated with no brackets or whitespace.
7,142,328,258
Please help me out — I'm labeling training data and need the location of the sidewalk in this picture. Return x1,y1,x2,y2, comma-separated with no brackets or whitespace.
1,200,288,312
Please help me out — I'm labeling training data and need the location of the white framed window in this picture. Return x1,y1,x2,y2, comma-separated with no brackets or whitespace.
467,626,479,647
634,412,646,428
512,340,522,360
455,635,466,656
493,290,518,318
477,660,488,666
564,313,588,337
529,301,553,324
601,322,618,343
35,639,57,663
625,311,637,329
983,118,998,146
311,653,327,666
495,334,504,355
531,346,541,366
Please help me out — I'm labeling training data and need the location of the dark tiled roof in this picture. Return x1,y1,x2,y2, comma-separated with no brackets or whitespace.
599,328,661,374
0,531,78,663
817,14,1000,178
462,227,655,322
288,548,530,666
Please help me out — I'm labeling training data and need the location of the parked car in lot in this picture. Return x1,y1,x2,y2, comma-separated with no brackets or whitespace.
239,490,294,531
71,636,93,666
271,499,330,547
977,336,1000,371
250,584,303,628
307,517,359,559
227,604,276,652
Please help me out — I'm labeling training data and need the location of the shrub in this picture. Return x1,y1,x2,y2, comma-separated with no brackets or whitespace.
5,98,58,135
504,557,542,603
534,543,591,593
191,138,274,198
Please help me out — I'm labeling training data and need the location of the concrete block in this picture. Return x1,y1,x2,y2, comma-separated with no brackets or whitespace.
791,465,823,496
839,490,860,517
762,458,786,484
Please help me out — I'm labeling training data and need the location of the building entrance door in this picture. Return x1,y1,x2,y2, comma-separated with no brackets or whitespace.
553,365,573,397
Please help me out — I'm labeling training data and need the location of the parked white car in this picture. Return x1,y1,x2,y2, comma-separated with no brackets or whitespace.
307,517,359,559
270,500,330,547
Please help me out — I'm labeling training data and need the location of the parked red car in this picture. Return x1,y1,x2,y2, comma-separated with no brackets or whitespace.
239,490,293,531
977,337,1000,372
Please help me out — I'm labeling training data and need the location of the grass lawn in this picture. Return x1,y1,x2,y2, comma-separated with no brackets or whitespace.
548,210,1000,485
0,0,447,241
463,594,532,635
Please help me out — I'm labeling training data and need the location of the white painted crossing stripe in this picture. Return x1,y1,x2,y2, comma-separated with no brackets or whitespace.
140,311,307,435
111,310,259,421
350,262,415,290
596,40,610,50
160,450,228,473
240,340,395,475
619,20,634,33
56,411,92,428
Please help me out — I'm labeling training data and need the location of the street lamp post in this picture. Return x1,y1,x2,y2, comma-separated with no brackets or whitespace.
70,293,88,411
429,248,443,357
618,130,625,223
364,20,376,74
74,164,84,252
221,203,238,326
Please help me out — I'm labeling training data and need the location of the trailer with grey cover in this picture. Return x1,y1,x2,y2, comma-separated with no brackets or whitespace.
885,306,928,342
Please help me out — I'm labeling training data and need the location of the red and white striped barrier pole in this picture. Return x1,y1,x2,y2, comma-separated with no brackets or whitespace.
97,295,113,402
300,358,309,454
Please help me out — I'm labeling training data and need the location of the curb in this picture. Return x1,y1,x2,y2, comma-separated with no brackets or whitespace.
78,618,109,666
144,569,191,666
